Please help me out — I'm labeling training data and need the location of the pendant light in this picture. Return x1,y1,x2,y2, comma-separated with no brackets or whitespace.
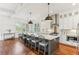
45,3,53,20
28,12,33,24
28,20,33,24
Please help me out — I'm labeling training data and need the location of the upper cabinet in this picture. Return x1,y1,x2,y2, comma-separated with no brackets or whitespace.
73,15,79,29
40,20,53,34
40,14,59,34
59,11,79,29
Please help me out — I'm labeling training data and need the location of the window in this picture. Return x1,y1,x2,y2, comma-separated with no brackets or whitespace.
34,23,40,33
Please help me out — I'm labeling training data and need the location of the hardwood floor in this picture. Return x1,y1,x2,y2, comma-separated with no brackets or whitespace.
0,39,36,55
0,39,78,55
56,43,77,55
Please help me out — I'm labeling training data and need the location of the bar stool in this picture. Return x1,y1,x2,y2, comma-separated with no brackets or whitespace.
26,34,35,47
38,35,48,55
22,34,27,44
26,35,32,47
31,37,40,51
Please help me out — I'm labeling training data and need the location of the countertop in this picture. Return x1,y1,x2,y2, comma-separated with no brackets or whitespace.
66,34,77,37
60,39,77,47
27,33,60,40
41,34,59,40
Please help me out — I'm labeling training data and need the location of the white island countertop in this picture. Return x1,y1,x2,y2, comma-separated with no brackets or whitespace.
28,33,60,40
41,34,60,40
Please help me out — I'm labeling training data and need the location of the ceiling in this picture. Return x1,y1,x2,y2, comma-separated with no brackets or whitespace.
0,3,79,20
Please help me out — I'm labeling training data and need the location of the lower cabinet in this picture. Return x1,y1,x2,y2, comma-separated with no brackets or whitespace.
48,37,59,55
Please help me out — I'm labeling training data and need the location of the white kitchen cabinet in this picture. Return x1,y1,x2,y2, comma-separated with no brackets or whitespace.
59,18,63,29
63,18,68,29
69,15,79,29
59,18,67,29
40,20,53,34
40,21,46,33
66,17,73,29
73,15,79,29
59,14,79,29
59,17,73,29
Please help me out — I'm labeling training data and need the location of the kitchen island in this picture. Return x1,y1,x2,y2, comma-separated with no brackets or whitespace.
41,34,59,54
26,33,60,54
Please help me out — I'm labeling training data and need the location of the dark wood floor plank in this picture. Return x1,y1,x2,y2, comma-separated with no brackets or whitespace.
56,43,77,55
0,39,77,55
0,39,36,55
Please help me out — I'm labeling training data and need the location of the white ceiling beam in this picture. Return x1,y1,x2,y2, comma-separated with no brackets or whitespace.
0,14,25,20
9,3,26,18
0,7,15,14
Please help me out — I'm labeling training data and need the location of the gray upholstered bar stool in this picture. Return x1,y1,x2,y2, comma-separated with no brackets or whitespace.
26,34,32,47
30,34,36,49
26,34,35,48
38,35,48,55
31,36,40,51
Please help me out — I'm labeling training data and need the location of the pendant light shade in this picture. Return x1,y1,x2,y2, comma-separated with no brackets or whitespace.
28,20,33,24
45,3,53,20
45,14,52,20
28,12,33,24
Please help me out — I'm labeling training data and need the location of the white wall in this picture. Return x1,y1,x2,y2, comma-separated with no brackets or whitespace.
0,9,48,40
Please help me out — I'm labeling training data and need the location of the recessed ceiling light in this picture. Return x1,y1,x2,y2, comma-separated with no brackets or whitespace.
72,3,76,6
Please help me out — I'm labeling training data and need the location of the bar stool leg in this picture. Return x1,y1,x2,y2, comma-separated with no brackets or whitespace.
34,43,36,51
27,42,29,47
27,41,28,47
28,41,29,47
38,45,40,55
35,43,36,50
34,43,35,51
26,40,27,46
44,47,46,55
30,42,32,49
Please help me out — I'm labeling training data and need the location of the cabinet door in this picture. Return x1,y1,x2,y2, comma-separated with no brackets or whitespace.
40,21,46,33
40,20,52,33
66,17,73,29
63,18,68,29
65,15,79,29
59,18,68,29
73,15,79,29
59,18,64,29
59,17,74,29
